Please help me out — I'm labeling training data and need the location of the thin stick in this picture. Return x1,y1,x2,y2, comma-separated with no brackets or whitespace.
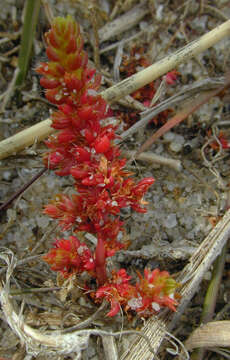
0,254,42,276
0,20,230,160
123,150,182,171
41,0,54,25
98,2,149,43
120,77,225,141
10,287,61,295
0,168,47,213
0,68,19,112
60,302,107,333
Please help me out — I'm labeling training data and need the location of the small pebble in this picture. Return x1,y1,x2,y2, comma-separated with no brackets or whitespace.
163,131,175,142
2,171,12,181
164,214,177,229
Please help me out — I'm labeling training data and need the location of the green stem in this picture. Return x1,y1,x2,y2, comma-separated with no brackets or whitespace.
202,242,228,322
191,240,228,360
15,0,41,86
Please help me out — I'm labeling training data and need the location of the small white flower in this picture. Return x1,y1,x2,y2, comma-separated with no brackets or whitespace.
128,296,143,310
77,245,87,255
151,302,161,312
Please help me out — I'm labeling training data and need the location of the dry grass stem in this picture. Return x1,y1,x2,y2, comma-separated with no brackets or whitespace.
202,4,229,21
185,321,230,351
0,118,53,160
123,242,195,261
123,150,182,171
0,254,41,276
102,336,119,360
99,30,144,54
0,68,19,112
60,302,107,333
41,0,54,25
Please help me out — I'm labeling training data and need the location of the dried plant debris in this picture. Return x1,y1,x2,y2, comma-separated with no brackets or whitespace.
1,0,230,359
185,320,230,351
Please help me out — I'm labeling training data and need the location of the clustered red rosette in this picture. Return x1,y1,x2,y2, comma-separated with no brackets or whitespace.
43,236,95,278
95,268,179,317
37,15,179,317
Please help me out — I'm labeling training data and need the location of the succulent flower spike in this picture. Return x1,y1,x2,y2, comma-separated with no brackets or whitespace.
37,15,178,319
36,15,100,106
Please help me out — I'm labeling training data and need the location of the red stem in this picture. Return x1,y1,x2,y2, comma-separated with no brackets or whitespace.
95,236,107,285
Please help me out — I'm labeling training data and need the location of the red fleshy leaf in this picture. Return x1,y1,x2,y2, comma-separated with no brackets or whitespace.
94,135,110,153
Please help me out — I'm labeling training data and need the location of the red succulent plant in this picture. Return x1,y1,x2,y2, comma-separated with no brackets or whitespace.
37,15,179,317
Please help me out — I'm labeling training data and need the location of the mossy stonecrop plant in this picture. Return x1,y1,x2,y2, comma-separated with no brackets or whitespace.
36,16,179,317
